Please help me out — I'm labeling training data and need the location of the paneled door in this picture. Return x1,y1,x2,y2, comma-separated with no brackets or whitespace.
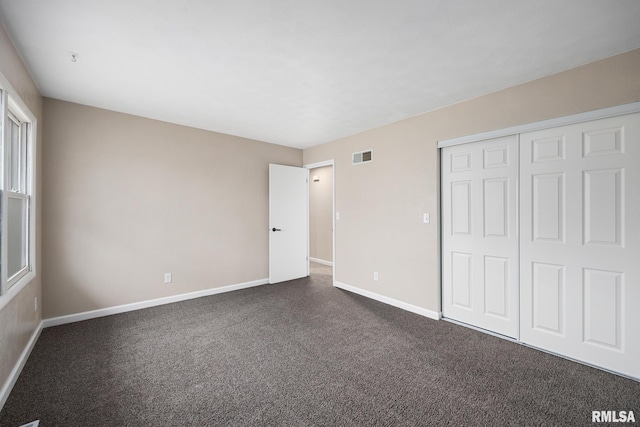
442,136,519,338
519,113,640,379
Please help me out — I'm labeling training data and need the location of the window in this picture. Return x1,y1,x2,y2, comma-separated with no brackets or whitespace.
0,85,36,300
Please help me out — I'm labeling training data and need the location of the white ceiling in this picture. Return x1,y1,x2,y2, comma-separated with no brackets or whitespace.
1,1,640,149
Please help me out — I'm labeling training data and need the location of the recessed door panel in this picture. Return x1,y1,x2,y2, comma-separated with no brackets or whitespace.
484,146,509,168
583,127,623,157
532,173,564,242
583,169,623,246
532,262,564,335
451,181,471,235
451,152,472,172
484,178,508,238
484,256,509,318
533,137,565,163
583,269,622,350
451,252,472,309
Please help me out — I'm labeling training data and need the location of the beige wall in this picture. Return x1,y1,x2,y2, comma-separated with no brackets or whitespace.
303,48,640,314
309,166,333,263
43,99,301,318
0,24,43,397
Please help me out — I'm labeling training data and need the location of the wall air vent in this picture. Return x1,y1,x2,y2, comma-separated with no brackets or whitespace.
352,149,373,165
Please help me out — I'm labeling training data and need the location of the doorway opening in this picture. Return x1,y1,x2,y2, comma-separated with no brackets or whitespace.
305,160,335,283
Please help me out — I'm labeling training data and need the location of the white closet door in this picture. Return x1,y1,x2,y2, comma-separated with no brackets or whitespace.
442,136,519,338
520,113,640,379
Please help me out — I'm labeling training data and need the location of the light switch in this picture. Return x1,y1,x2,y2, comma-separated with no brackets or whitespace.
336,212,340,220
423,213,430,224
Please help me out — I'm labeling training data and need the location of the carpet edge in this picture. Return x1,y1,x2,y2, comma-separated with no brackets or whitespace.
333,280,441,320
42,278,269,328
0,320,43,411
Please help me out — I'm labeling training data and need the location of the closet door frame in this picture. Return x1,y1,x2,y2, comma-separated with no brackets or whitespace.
438,103,640,149
438,101,640,380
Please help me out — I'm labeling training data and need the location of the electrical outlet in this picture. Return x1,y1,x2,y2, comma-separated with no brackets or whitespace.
373,272,379,281
164,273,172,283
34,297,37,312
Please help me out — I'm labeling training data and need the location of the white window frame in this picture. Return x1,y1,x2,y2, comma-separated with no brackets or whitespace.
0,74,37,311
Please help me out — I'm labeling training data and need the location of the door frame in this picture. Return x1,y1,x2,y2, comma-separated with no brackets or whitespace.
438,102,640,317
438,102,640,320
437,101,640,378
438,102,640,149
304,159,335,284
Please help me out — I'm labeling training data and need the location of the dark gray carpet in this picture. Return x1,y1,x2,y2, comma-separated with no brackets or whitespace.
1,264,639,426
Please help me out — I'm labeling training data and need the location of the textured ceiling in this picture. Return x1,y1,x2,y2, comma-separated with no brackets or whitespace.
1,0,640,148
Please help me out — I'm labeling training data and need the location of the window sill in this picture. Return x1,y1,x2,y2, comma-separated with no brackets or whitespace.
0,271,36,312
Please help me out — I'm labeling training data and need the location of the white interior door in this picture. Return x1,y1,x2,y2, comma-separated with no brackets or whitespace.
269,164,309,284
442,135,519,338
519,113,640,379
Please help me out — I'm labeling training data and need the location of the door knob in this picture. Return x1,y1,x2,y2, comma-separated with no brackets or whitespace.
272,227,282,232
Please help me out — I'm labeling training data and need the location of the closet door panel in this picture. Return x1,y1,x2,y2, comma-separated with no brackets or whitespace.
520,112,640,379
442,136,519,338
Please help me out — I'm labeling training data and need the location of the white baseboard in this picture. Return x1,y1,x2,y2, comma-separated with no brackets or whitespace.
43,278,269,328
309,257,333,267
0,321,43,411
334,281,440,320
